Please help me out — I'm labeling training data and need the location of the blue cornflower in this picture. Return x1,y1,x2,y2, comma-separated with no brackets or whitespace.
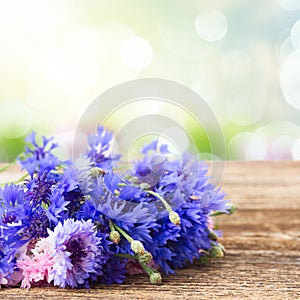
0,184,28,244
25,172,57,207
146,202,211,274
18,131,64,177
0,194,25,287
0,178,65,243
98,256,127,284
87,126,120,170
141,140,170,155
0,235,14,286
46,166,84,225
146,156,228,273
0,184,26,224
0,260,10,286
45,187,68,226
130,153,167,188
0,127,234,288
113,140,230,274
20,207,50,240
47,219,108,288
68,156,94,195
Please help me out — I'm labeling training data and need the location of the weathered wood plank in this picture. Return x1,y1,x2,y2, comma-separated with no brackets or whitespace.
1,250,299,300
221,161,300,209
0,162,299,299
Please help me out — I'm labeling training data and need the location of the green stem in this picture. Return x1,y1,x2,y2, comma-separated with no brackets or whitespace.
210,211,225,217
139,261,155,276
211,204,237,217
109,220,115,232
113,223,133,243
114,253,136,260
146,190,173,213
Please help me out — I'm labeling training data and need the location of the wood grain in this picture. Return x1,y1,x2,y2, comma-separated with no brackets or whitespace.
1,161,300,299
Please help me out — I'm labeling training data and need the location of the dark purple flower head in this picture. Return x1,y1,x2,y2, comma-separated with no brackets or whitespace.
25,172,56,207
21,208,50,239
47,219,108,288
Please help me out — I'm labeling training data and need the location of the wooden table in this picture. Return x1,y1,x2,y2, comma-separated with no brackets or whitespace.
1,161,300,299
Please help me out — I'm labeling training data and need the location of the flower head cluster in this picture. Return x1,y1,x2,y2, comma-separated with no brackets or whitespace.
0,126,235,288
17,219,107,288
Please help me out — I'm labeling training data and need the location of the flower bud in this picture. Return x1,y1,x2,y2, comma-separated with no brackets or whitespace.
150,272,162,285
196,254,212,266
209,230,218,241
131,240,145,255
209,245,224,258
169,211,180,226
228,204,237,215
139,251,153,264
90,167,106,178
109,230,120,244
218,243,226,254
139,182,151,189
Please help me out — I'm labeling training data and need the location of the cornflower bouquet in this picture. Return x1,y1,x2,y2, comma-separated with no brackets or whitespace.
0,126,235,288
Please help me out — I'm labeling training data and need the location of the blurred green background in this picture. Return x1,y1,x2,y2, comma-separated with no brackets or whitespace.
1,0,300,161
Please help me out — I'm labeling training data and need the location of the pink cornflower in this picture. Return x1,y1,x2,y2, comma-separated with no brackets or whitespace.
17,239,54,288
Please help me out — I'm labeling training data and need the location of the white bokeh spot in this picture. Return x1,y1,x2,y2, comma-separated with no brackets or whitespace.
291,20,300,52
0,100,32,139
278,0,300,11
292,138,300,159
228,132,267,160
280,51,300,110
195,9,228,42
271,135,295,159
120,36,153,71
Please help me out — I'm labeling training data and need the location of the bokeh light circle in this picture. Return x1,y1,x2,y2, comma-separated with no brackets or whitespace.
271,135,295,160
195,9,228,42
120,36,153,71
280,51,300,110
256,121,300,159
37,45,100,95
159,16,224,60
279,37,294,63
228,132,267,160
227,88,265,126
292,139,300,159
0,100,32,139
291,20,300,52
278,0,300,11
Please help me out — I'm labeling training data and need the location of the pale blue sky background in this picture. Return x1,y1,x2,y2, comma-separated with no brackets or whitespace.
0,0,300,160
